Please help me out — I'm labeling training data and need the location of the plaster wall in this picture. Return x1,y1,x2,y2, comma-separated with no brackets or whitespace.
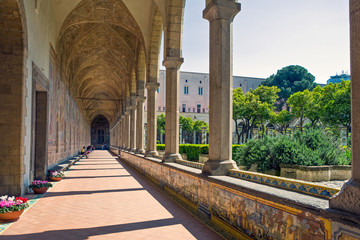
22,0,56,191
20,0,90,192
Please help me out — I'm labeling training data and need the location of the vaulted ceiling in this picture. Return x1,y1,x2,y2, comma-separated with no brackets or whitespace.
57,0,147,124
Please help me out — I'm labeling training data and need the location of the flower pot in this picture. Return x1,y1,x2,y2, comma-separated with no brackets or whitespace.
32,187,49,194
49,176,61,182
0,210,24,221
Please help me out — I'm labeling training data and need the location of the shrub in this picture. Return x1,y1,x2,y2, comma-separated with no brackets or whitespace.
235,128,350,172
156,144,165,151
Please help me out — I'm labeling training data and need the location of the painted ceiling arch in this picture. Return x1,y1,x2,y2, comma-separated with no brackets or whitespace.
57,0,148,124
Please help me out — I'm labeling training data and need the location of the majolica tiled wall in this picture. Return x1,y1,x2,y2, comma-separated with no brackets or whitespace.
118,151,360,240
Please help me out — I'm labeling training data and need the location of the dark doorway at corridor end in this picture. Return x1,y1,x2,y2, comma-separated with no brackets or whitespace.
91,115,110,150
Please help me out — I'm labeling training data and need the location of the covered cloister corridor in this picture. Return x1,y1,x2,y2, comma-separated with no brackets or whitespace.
0,151,221,240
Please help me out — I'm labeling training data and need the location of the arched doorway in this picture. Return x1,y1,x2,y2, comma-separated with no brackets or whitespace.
91,115,110,149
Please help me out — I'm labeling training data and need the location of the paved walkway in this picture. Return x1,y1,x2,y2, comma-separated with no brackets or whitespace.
1,151,222,240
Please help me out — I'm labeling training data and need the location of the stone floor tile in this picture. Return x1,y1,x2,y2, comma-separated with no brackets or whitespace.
0,151,222,240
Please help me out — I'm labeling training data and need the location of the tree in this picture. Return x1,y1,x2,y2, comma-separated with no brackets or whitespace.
193,120,209,143
304,86,322,127
287,90,310,133
233,88,246,143
179,116,194,143
251,86,280,138
320,80,351,138
262,65,317,100
233,86,279,142
157,113,166,143
270,109,294,134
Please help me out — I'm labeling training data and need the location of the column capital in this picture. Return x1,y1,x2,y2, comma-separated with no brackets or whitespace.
136,96,146,103
146,82,160,90
129,105,136,110
162,57,184,69
203,0,240,22
125,109,130,115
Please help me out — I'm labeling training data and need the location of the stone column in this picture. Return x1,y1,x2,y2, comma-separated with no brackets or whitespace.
162,57,183,162
129,104,137,153
119,117,122,149
135,96,146,154
202,0,240,175
121,115,125,149
145,82,159,157
330,0,360,215
125,109,131,150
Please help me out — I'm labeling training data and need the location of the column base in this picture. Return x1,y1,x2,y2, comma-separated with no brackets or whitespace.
202,160,238,176
145,150,159,158
129,148,136,153
135,149,145,155
162,153,182,162
330,178,360,215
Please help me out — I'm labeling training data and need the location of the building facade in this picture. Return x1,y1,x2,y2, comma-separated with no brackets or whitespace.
149,70,265,118
327,73,351,84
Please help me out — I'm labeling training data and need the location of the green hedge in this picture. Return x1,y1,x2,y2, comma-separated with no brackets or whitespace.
156,144,244,162
156,144,165,151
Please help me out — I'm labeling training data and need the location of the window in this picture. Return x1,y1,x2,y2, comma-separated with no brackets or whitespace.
158,106,161,111
182,104,186,112
193,108,195,112
157,88,159,93
184,86,189,95
188,108,190,112
240,84,242,87
197,104,201,113
200,81,202,84
185,79,188,83
198,87,203,95
163,107,165,111
203,108,205,113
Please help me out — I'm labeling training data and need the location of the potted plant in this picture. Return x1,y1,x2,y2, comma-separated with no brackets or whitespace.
49,170,64,181
28,180,53,194
0,195,29,221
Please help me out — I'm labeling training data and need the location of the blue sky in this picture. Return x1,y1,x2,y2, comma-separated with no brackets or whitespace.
160,0,350,84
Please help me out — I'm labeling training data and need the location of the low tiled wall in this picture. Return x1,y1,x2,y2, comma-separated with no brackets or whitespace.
280,164,351,182
113,149,360,240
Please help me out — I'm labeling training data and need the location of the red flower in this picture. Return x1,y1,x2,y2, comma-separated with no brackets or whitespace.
15,197,28,203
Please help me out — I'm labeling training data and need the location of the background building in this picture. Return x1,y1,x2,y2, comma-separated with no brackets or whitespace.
145,70,265,123
327,72,350,84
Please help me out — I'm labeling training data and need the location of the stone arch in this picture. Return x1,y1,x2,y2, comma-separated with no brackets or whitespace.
91,115,110,149
57,0,146,126
0,0,28,195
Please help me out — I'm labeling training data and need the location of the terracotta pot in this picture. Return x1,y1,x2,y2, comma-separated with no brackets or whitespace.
0,209,24,221
32,187,49,194
49,176,61,182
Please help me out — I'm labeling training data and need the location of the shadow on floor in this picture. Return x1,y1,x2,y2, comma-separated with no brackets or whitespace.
62,175,132,179
38,188,145,198
1,218,181,240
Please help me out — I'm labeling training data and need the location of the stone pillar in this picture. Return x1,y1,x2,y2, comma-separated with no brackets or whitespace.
162,57,183,162
330,0,360,215
145,82,159,157
135,96,146,154
202,0,240,175
119,117,122,149
129,104,137,153
125,109,131,150
121,115,125,149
